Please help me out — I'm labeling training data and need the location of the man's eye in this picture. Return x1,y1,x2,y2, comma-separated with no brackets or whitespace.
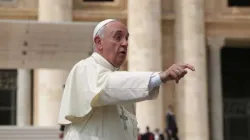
125,36,129,41
115,36,121,41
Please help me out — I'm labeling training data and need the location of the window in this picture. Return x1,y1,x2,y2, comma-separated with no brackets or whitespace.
228,0,250,7
84,0,113,1
0,0,15,4
0,0,15,2
0,70,17,125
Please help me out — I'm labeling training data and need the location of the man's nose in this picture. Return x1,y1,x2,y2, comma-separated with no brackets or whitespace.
121,39,128,47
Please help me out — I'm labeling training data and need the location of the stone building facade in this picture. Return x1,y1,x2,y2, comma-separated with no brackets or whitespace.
0,0,250,140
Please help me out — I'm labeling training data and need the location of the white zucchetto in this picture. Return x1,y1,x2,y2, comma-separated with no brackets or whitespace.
93,19,116,42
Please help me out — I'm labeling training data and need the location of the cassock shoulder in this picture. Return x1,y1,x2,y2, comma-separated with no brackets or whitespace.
58,58,111,124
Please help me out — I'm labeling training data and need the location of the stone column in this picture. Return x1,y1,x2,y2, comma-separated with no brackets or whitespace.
38,0,72,21
208,37,225,140
175,0,209,140
17,69,31,126
34,0,72,126
128,0,163,132
34,70,69,126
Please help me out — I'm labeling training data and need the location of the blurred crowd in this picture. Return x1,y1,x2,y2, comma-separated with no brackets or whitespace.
137,105,179,140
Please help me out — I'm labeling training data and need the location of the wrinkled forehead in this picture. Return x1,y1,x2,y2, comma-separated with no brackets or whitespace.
105,21,129,36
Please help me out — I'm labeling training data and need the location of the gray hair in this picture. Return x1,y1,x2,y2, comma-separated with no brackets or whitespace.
93,25,106,50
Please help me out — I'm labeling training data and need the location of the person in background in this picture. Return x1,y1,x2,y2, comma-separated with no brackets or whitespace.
59,125,65,139
154,128,165,140
59,85,66,139
142,126,155,140
166,105,179,140
138,128,142,140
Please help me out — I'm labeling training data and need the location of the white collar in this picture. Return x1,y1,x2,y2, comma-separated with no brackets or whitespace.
91,52,119,71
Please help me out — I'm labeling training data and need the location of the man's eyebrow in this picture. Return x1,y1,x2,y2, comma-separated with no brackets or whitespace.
114,30,123,34
114,30,129,36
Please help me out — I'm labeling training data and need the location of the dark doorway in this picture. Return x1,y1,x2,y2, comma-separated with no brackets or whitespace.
0,70,17,125
222,47,250,140
228,0,250,7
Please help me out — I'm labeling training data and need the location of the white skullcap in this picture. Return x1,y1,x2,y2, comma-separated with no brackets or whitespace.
93,19,116,42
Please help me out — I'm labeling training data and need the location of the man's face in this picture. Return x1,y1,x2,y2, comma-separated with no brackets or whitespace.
94,21,129,67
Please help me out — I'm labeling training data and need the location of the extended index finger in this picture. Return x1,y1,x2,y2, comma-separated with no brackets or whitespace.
181,64,195,71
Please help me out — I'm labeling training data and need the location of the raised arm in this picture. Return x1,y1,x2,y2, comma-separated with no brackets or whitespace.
91,64,195,107
91,71,161,107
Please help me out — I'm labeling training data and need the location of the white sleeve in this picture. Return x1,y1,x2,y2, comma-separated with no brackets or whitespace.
91,72,161,107
148,72,163,91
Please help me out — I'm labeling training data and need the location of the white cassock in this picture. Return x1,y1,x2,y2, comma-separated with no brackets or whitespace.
58,52,162,140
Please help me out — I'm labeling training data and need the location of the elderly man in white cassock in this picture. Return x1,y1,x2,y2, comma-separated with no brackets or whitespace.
58,19,195,140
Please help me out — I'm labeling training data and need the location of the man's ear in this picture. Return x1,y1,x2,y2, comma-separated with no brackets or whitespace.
94,36,103,50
